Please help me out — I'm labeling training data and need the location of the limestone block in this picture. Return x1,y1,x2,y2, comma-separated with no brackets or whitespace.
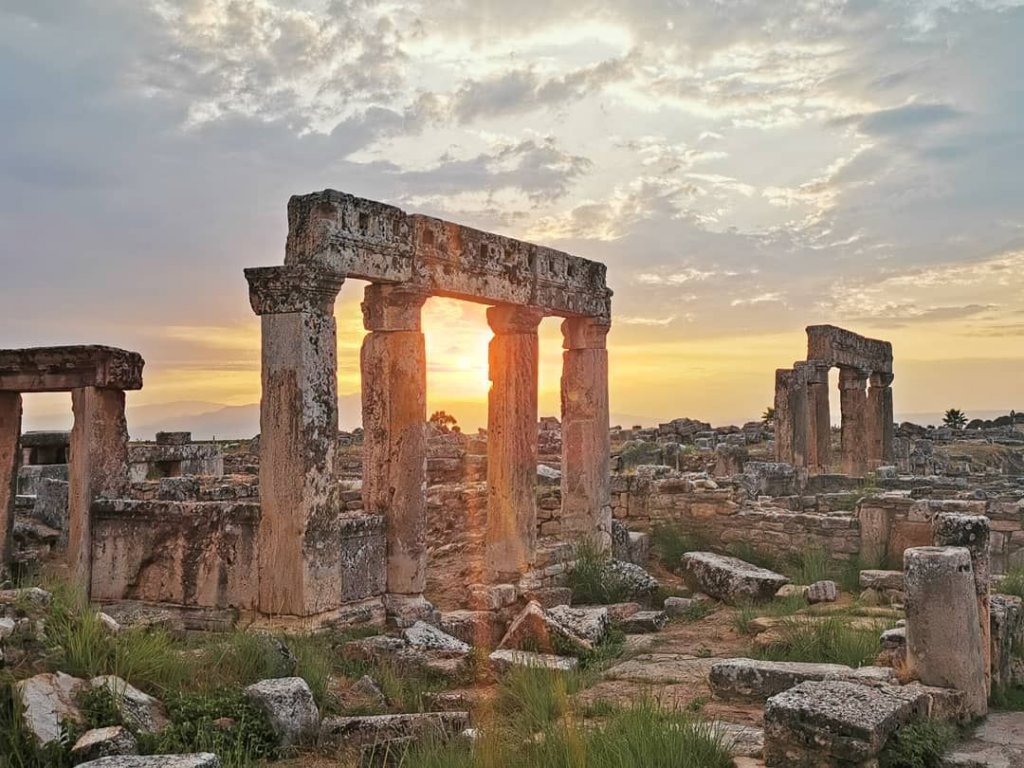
619,610,668,634
709,658,897,703
71,726,138,762
681,552,789,605
487,649,578,674
0,346,144,392
859,570,904,590
91,676,170,734
318,711,469,751
763,680,928,767
547,605,610,645
244,677,320,747
663,596,697,617
603,602,641,625
31,478,68,542
15,672,85,745
383,594,437,629
75,756,220,767
439,610,503,648
604,560,659,601
806,580,838,604
402,621,470,654
498,600,593,653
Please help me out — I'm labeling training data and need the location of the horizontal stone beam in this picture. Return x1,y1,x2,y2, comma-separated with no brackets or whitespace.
283,189,611,318
806,324,892,374
0,346,144,392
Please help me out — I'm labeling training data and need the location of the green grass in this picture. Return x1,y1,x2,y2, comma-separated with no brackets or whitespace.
755,616,888,668
782,547,833,585
650,526,708,574
880,719,957,768
998,566,1024,599
567,541,634,605
991,684,1024,711
727,542,778,572
733,593,808,635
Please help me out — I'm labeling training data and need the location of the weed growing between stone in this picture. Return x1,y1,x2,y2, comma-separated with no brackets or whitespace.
879,718,957,768
649,525,708,573
566,541,633,604
755,616,890,668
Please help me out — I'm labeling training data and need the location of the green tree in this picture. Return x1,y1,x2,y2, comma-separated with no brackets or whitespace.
428,410,459,434
943,408,967,430
761,406,776,426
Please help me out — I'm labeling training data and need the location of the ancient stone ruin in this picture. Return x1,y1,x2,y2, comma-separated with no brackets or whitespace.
774,325,894,475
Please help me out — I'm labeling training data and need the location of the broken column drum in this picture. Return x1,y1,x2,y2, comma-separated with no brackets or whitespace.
774,325,894,476
246,190,614,619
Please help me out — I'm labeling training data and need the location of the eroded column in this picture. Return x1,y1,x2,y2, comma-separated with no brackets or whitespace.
361,285,430,616
486,305,544,582
839,367,869,475
0,392,21,574
805,363,831,473
867,371,894,466
68,387,130,588
560,316,612,551
773,370,794,464
245,264,345,616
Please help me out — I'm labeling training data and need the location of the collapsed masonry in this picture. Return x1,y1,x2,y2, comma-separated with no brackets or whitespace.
243,190,613,620
775,325,894,476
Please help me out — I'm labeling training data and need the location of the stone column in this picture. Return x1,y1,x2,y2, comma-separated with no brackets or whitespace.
805,363,831,473
838,367,870,475
245,264,346,616
0,392,21,574
904,546,988,718
68,387,130,588
867,372,895,466
360,284,432,622
933,513,992,696
560,316,612,551
773,369,794,464
485,305,544,582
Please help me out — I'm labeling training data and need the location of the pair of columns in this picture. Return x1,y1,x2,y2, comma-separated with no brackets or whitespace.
0,388,129,584
247,264,611,616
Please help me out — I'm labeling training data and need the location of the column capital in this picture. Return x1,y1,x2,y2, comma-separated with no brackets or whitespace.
870,371,895,388
486,304,545,334
245,264,345,316
362,283,429,331
838,366,871,389
561,315,611,350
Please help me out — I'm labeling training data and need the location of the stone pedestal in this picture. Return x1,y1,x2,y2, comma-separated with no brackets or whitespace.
360,285,429,599
0,392,21,573
560,317,611,550
246,264,346,616
68,387,130,586
805,363,830,473
868,372,894,466
933,513,991,696
485,305,544,582
904,546,987,718
839,367,869,476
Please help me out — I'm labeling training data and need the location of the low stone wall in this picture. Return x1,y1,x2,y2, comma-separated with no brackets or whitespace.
128,443,224,482
90,499,260,609
859,496,986,569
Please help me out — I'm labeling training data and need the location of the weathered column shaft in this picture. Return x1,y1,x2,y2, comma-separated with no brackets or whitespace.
933,513,992,696
904,546,988,718
361,285,428,597
805,364,831,472
560,316,612,550
246,264,345,616
0,392,22,573
773,370,794,463
486,305,544,581
867,372,895,465
68,386,130,588
839,367,869,475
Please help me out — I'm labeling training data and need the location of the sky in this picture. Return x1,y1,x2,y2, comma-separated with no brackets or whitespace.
2,0,1023,434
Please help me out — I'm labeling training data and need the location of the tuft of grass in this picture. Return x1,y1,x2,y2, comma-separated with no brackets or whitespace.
782,547,832,585
567,541,633,605
650,526,707,574
755,616,887,668
497,665,575,733
727,541,778,572
999,566,1024,599
991,684,1024,711
734,593,807,635
880,719,957,768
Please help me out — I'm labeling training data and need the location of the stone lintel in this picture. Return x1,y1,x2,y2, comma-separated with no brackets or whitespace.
0,346,144,393
487,305,545,335
870,371,895,388
283,190,611,319
806,324,893,374
561,316,611,350
838,366,871,389
245,264,345,316
361,284,429,332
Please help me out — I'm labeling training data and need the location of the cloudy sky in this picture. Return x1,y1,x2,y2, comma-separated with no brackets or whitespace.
3,0,1023,432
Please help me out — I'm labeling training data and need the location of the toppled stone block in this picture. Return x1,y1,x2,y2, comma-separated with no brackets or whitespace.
610,521,650,566
402,621,470,654
499,601,592,654
76,756,220,767
605,560,658,601
663,596,697,617
318,711,469,751
439,610,503,648
16,671,84,745
709,658,897,703
776,584,808,599
619,610,668,634
604,602,641,625
337,675,386,712
860,570,904,590
763,680,929,767
31,478,68,539
244,677,319,747
91,676,170,734
488,649,578,674
681,552,789,605
466,583,518,611
547,605,610,645
383,594,438,628
0,587,52,606
806,580,838,604
71,726,138,762
520,586,572,609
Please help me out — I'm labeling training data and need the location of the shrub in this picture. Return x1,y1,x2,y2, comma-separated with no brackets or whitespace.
567,542,633,604
880,719,957,768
